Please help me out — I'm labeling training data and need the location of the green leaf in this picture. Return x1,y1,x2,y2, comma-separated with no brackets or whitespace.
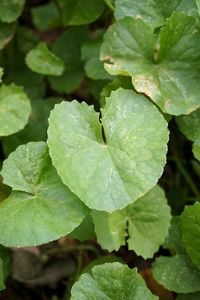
153,255,200,293
115,0,198,28
48,88,168,212
25,42,64,76
92,185,171,258
0,22,15,50
0,0,25,23
4,49,45,99
152,218,200,293
71,262,158,300
0,142,88,247
0,84,31,137
48,27,88,93
68,214,96,241
176,108,200,161
57,0,105,26
100,76,133,107
31,2,61,31
181,202,200,270
101,13,200,115
2,98,61,156
82,39,112,80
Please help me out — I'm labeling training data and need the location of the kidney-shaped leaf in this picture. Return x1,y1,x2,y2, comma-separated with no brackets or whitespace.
92,185,171,258
0,142,88,247
71,262,158,300
25,42,64,76
0,0,25,23
181,202,200,270
48,88,168,212
0,84,31,137
101,13,200,115
115,0,198,28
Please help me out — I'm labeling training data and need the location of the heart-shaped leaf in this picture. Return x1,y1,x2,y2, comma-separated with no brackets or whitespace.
48,88,168,212
101,13,200,115
91,185,171,258
71,262,158,299
0,142,88,247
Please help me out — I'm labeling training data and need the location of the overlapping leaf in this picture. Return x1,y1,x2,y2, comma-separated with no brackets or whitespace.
176,109,200,161
115,0,198,28
57,0,105,26
0,84,31,136
92,185,171,258
31,2,61,31
181,202,200,270
48,27,88,93
48,88,168,212
3,98,61,156
0,142,88,247
26,42,64,76
71,262,158,299
81,39,112,80
152,218,200,293
101,13,200,115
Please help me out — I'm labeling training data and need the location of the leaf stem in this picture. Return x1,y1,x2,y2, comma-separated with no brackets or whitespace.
173,155,200,200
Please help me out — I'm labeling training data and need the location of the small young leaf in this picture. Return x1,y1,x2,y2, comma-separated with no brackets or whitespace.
101,13,200,115
92,185,171,258
0,0,25,23
176,108,200,161
25,42,64,76
57,0,105,26
48,27,88,93
152,218,200,293
181,202,200,270
0,142,88,247
115,0,198,28
71,262,158,299
48,88,168,212
0,84,31,136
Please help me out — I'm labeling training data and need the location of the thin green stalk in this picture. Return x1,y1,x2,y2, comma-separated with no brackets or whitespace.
173,156,200,200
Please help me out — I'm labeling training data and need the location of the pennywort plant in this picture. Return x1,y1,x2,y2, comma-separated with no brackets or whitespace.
0,0,200,299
